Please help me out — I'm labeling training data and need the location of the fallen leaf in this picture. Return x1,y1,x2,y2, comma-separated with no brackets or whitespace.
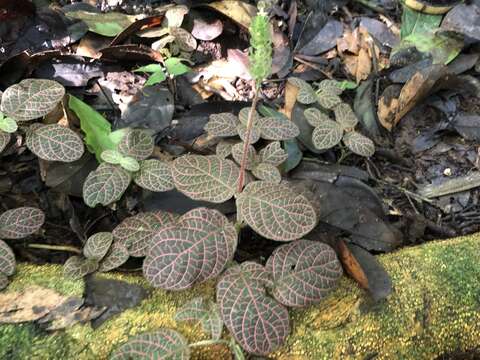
204,0,256,29
337,239,368,289
191,16,223,41
280,80,299,120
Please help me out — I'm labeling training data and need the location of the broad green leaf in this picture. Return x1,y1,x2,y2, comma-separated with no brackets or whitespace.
83,232,113,261
134,64,164,73
109,128,129,146
317,92,342,109
338,80,358,90
312,120,343,150
63,256,98,279
83,163,131,207
259,141,287,166
216,140,234,158
119,156,140,172
117,129,154,161
204,113,238,137
134,159,175,192
334,103,359,129
280,139,302,173
1,79,65,121
113,211,178,257
231,142,257,170
0,116,17,133
143,208,237,290
111,329,190,360
69,95,115,161
252,163,281,183
0,239,15,276
98,242,129,272
343,131,375,157
217,262,289,355
296,87,318,104
0,132,10,153
304,108,331,128
165,57,191,76
175,297,223,340
238,107,260,126
0,207,45,239
0,273,8,290
170,27,197,52
258,116,300,141
400,5,442,39
26,124,84,162
265,240,343,307
237,181,317,241
65,11,137,37
172,155,239,203
401,31,463,65
318,80,343,96
237,124,260,144
101,150,123,165
145,71,167,86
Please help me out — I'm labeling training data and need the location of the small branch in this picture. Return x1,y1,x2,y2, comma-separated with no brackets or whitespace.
28,244,82,254
188,339,230,348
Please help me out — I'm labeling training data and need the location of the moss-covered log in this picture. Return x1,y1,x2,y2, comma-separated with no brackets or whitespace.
1,234,479,359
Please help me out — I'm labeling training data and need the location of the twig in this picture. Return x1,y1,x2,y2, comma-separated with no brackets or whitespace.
28,243,82,254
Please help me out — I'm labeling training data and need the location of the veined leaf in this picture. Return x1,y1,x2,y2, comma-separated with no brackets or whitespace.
0,207,45,239
205,113,239,137
334,103,358,129
287,77,311,90
98,242,129,272
0,132,10,153
175,297,223,340
237,181,317,241
172,155,239,203
63,256,98,279
1,79,65,121
265,240,343,307
170,27,197,52
83,232,113,261
258,116,300,141
317,92,342,110
83,163,131,207
113,211,178,257
252,163,281,183
109,128,130,146
343,131,375,157
65,10,137,37
216,140,234,158
101,150,123,165
69,95,115,161
312,120,343,150
0,240,15,276
296,87,318,105
26,124,84,162
145,71,167,86
259,141,287,166
238,107,260,126
304,108,331,128
0,115,17,133
119,156,140,172
143,208,237,290
237,124,260,144
0,273,8,290
318,79,343,96
217,262,289,355
231,142,257,170
165,57,191,76
134,159,175,192
117,129,154,161
111,329,190,360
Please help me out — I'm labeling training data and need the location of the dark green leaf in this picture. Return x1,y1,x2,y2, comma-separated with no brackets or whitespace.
134,159,175,192
83,163,131,207
117,129,154,161
0,239,15,276
311,120,343,150
0,207,45,239
98,242,129,272
83,232,113,261
64,256,98,279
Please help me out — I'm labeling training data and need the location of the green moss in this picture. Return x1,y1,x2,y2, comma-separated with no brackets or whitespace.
0,234,479,360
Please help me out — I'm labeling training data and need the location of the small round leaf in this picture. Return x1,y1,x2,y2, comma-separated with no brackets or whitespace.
237,181,317,241
117,129,154,161
172,155,239,203
312,120,343,150
317,93,342,109
237,124,260,144
143,208,237,290
252,163,281,183
258,116,300,141
205,113,238,137
343,131,375,157
297,87,318,105
175,297,223,341
265,240,343,307
83,232,113,261
304,108,331,128
217,262,290,355
238,107,260,126
170,27,197,52
1,79,65,121
215,140,234,158
26,124,84,162
0,207,45,239
0,116,17,133
119,156,140,172
101,150,123,164
111,329,190,360
287,77,310,90
83,163,131,207
64,256,98,279
231,142,257,170
0,239,15,276
334,103,358,129
133,159,175,192
318,79,343,96
98,242,129,272
0,273,8,290
0,132,10,153
259,141,287,166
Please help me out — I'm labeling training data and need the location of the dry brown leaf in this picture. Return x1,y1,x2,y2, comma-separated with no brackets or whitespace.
280,81,299,120
355,47,372,83
337,240,368,289
205,0,256,29
76,33,110,59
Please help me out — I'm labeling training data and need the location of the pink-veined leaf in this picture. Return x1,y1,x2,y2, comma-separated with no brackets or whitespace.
237,181,317,241
63,256,98,279
231,142,258,170
143,208,237,290
252,163,281,183
83,232,113,261
113,211,178,257
204,113,238,137
237,123,260,144
26,124,84,162
111,329,190,360
265,240,343,307
0,132,10,153
0,207,45,239
117,129,154,161
98,242,129,272
172,155,239,203
215,140,234,158
175,297,223,340
133,159,175,192
258,141,287,166
0,239,15,276
216,262,290,355
311,120,343,150
303,108,331,128
83,163,131,207
238,107,260,126
257,116,300,141
343,131,375,157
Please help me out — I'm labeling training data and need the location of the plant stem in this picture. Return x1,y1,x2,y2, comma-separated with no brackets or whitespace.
188,339,230,348
28,244,82,254
237,88,260,193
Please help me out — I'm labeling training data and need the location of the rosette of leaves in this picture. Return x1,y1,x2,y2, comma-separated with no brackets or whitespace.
64,232,129,279
175,297,223,340
0,207,45,290
83,128,175,207
304,106,375,157
134,57,191,87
